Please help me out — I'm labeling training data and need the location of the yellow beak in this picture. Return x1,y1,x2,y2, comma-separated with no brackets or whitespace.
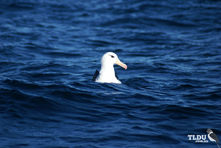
116,60,127,70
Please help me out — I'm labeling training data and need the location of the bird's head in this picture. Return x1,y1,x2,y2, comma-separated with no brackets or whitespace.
207,129,213,134
101,52,127,70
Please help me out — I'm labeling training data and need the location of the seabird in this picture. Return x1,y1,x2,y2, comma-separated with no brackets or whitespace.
207,129,220,148
93,52,127,84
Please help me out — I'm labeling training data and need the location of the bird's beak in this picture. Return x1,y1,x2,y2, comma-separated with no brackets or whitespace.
116,60,127,70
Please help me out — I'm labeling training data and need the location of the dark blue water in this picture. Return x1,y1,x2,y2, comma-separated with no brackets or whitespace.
0,0,221,147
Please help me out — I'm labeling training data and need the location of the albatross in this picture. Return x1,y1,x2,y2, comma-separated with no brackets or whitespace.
93,52,127,84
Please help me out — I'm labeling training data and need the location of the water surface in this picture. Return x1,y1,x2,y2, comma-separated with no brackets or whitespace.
0,0,221,147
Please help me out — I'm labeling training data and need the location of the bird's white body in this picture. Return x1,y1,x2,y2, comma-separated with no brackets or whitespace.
96,64,121,83
95,52,127,84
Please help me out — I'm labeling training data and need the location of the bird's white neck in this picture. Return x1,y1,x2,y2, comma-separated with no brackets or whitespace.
100,63,115,78
96,63,121,83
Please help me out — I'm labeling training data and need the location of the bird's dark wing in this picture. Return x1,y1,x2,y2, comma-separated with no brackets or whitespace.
92,70,99,81
211,133,219,143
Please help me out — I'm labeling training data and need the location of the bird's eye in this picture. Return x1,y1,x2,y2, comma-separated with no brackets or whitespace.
110,55,114,58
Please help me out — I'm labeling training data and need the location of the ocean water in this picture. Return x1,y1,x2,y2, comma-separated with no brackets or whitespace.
0,0,221,147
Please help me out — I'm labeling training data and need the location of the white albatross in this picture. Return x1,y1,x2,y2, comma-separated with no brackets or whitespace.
93,52,127,84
